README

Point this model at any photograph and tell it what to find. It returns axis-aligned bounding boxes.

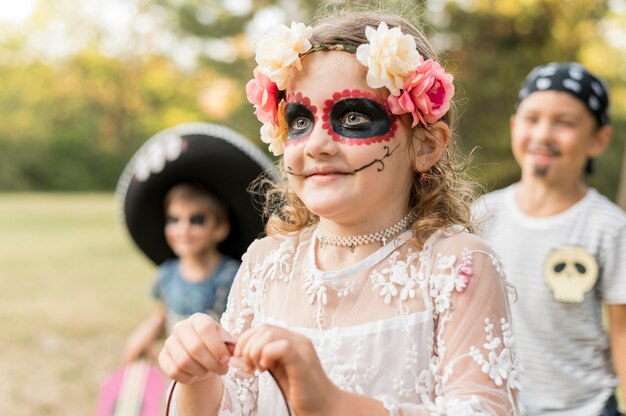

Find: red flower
[387,59,454,128]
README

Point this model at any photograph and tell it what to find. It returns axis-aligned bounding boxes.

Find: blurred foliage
[0,0,624,201]
[440,0,626,198]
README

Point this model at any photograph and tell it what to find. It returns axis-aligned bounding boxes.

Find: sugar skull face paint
[287,143,399,177]
[284,89,397,146]
[285,92,318,144]
[282,52,414,221]
[323,90,397,144]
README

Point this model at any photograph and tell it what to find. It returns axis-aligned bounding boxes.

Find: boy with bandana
[474,62,626,415]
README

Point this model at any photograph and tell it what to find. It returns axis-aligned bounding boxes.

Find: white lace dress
[171,226,520,415]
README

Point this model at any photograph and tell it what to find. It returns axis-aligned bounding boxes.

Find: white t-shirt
[473,184,626,416]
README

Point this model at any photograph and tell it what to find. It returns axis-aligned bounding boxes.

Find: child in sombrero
[123,183,241,362]
[117,123,274,363]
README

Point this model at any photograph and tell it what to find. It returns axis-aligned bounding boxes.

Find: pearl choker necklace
[316,211,418,252]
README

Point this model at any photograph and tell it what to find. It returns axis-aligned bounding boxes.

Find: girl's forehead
[288,51,386,100]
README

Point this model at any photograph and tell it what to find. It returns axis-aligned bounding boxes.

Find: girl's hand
[158,313,234,385]
[234,324,341,415]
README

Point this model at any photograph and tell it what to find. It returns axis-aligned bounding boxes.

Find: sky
[0,0,284,69]
[1,0,624,67]
[0,1,36,23]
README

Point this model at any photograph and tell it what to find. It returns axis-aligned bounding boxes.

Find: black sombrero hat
[116,122,277,265]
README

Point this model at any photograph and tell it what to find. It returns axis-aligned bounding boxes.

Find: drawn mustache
[286,144,399,177]
[528,142,561,157]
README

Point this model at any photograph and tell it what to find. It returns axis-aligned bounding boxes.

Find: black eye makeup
[165,214,207,226]
[328,98,392,139]
[189,214,206,226]
[285,102,315,140]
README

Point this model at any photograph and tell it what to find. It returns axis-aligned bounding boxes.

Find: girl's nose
[303,123,338,158]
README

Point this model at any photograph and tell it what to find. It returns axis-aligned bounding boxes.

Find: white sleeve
[601,221,626,304]
[378,238,520,415]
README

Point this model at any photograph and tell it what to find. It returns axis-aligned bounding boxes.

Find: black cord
[164,343,292,416]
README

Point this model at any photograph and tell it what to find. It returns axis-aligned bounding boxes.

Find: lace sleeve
[166,248,261,416]
[217,248,261,416]
[379,234,520,415]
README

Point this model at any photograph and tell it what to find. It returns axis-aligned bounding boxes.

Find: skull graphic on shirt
[544,246,599,303]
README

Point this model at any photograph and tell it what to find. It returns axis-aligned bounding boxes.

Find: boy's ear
[509,114,516,131]
[588,125,612,157]
[412,121,451,172]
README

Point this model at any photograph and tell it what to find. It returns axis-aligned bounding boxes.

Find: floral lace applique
[303,267,357,328]
[232,373,259,416]
[392,340,426,398]
[303,268,328,306]
[230,241,296,334]
[432,395,490,416]
[469,318,521,390]
[369,249,423,304]
[430,250,476,314]
[323,337,376,395]
[255,239,294,283]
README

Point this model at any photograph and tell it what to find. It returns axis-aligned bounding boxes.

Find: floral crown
[246,21,455,156]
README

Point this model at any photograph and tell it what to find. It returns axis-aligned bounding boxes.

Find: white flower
[303,275,328,306]
[255,22,313,89]
[260,122,286,156]
[390,263,417,300]
[431,272,454,313]
[356,22,421,95]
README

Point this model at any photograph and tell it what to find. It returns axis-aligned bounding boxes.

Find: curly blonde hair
[253,5,478,250]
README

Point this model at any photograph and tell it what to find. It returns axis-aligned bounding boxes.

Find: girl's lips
[305,165,352,177]
[306,171,349,184]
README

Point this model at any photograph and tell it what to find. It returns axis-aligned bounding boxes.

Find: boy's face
[282,51,415,223]
[511,90,608,184]
[164,198,227,260]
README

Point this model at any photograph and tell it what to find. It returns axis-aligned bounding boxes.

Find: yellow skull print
[543,246,599,303]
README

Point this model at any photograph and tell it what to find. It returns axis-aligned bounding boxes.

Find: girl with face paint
[159,7,520,416]
[474,64,626,416]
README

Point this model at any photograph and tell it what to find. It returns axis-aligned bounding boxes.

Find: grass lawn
[0,193,155,415]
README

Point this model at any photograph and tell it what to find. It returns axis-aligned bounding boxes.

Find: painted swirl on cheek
[352,144,400,173]
[322,90,397,145]
[286,143,399,176]
[285,92,317,146]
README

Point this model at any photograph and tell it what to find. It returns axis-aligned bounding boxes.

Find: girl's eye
[342,112,369,126]
[285,102,315,140]
[165,216,178,225]
[291,117,311,131]
[288,117,313,140]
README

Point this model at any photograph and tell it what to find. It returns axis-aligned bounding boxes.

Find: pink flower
[460,266,474,277]
[246,67,279,124]
[387,59,454,128]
